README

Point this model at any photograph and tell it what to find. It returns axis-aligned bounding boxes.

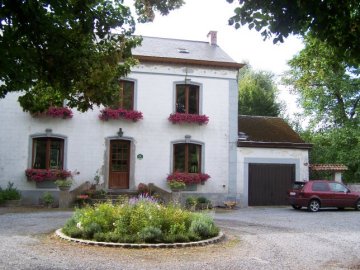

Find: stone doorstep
[55,229,225,248]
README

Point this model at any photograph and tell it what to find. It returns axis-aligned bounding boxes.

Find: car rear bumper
[288,197,308,207]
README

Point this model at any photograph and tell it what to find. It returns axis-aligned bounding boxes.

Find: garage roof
[238,115,312,149]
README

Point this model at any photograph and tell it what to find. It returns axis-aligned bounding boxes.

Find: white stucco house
[0,32,311,207]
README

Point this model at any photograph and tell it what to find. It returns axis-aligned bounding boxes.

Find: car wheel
[292,205,302,210]
[308,199,320,212]
[356,200,360,211]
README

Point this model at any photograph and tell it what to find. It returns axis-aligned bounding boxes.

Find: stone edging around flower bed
[55,229,225,248]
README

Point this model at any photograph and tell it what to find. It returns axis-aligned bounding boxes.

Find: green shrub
[0,192,5,205]
[83,222,102,239]
[61,196,219,244]
[138,226,163,243]
[196,196,210,204]
[185,196,197,209]
[93,232,107,242]
[189,214,219,238]
[62,226,83,238]
[1,182,21,200]
[42,192,54,207]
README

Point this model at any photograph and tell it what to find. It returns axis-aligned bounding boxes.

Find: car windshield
[292,182,305,190]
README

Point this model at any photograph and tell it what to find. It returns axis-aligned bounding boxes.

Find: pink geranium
[168,113,209,125]
[25,169,72,182]
[46,106,73,119]
[166,172,210,185]
[99,108,143,122]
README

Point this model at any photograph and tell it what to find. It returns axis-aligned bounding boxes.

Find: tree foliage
[285,35,360,129]
[238,65,281,117]
[0,0,183,113]
[285,35,360,182]
[227,0,360,64]
[301,128,360,183]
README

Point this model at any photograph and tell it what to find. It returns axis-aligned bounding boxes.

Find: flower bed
[25,169,72,182]
[99,108,143,122]
[168,113,209,125]
[167,172,210,185]
[61,195,219,244]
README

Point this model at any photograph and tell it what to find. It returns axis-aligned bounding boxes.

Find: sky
[131,0,305,117]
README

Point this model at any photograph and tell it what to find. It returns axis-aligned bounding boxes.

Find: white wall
[0,63,238,201]
[237,147,310,207]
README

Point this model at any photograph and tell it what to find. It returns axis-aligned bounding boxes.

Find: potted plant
[185,196,197,211]
[167,180,186,192]
[41,192,55,208]
[54,179,73,191]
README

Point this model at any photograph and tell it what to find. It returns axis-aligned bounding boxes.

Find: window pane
[188,144,201,173]
[176,85,186,113]
[174,144,186,172]
[312,182,330,191]
[188,85,199,114]
[33,139,47,169]
[117,80,134,110]
[32,138,64,170]
[111,141,129,172]
[329,183,348,192]
[49,140,63,169]
[122,81,134,110]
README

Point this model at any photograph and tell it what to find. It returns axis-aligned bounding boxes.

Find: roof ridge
[138,35,214,46]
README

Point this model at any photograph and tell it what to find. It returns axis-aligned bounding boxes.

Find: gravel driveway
[0,207,359,270]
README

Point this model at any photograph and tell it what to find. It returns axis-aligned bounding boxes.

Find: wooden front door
[109,140,130,189]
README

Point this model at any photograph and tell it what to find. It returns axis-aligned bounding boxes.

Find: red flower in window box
[25,169,72,182]
[46,107,73,119]
[168,113,209,125]
[99,108,143,122]
[166,172,210,185]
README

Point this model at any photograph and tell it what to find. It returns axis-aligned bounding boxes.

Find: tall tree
[238,65,281,116]
[0,0,184,113]
[227,0,360,65]
[285,35,360,129]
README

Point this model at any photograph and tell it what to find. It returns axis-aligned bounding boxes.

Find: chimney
[207,31,217,46]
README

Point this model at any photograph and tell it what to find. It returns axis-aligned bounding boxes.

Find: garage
[237,115,313,207]
[248,163,295,206]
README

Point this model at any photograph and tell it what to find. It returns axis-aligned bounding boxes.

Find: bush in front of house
[0,182,21,202]
[61,195,219,244]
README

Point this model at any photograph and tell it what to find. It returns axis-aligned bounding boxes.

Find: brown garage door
[249,163,295,206]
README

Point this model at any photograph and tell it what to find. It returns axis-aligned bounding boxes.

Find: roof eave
[133,55,245,69]
[237,141,313,150]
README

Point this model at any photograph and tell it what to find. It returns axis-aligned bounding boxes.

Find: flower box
[168,113,209,125]
[25,169,72,182]
[46,106,73,119]
[166,172,210,185]
[99,108,143,122]
[32,107,73,119]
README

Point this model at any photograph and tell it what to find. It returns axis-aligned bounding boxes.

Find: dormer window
[176,84,199,114]
[178,48,189,54]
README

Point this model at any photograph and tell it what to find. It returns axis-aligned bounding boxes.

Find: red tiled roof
[310,164,348,171]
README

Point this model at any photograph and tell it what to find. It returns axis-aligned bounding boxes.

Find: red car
[288,180,360,212]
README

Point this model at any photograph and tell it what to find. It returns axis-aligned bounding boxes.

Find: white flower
[76,222,82,229]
